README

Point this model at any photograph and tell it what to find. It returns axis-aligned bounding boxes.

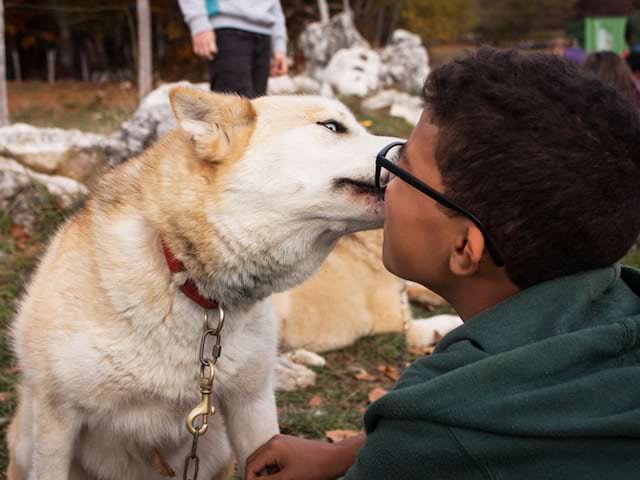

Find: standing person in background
[584,51,640,110]
[178,0,288,98]
[626,0,640,54]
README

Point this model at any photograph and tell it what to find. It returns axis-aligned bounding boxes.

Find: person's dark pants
[209,28,272,99]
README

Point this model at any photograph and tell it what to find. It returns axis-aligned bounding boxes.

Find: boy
[246,48,640,479]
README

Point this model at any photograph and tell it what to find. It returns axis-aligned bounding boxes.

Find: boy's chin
[381,242,403,278]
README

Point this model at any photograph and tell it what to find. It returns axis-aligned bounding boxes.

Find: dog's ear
[169,87,257,162]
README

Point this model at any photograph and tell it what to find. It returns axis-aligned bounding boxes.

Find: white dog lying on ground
[8,88,396,479]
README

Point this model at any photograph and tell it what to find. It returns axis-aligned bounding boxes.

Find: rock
[390,100,422,126]
[319,81,335,98]
[274,355,317,391]
[113,81,208,159]
[323,47,381,97]
[292,75,323,94]
[283,349,327,368]
[379,29,430,93]
[267,75,297,95]
[274,230,410,353]
[267,75,323,95]
[406,281,447,307]
[407,315,463,349]
[299,13,369,77]
[0,123,125,186]
[361,89,399,111]
[362,89,423,126]
[0,157,87,233]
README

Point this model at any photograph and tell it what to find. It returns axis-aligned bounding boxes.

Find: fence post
[0,0,9,126]
[137,0,152,99]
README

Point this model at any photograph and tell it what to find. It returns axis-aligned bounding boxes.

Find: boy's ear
[450,225,485,277]
[169,87,257,162]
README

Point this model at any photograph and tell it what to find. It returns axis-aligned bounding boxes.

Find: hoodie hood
[366,264,640,439]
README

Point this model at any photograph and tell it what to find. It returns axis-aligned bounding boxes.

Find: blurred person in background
[550,38,587,66]
[178,0,289,98]
[564,38,588,65]
[626,0,640,54]
[626,52,640,82]
[584,51,640,109]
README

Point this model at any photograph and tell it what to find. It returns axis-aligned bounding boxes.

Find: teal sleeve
[344,419,490,480]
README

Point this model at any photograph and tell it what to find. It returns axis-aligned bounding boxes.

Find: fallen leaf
[368,387,388,403]
[0,392,13,402]
[3,365,20,375]
[355,370,377,382]
[308,395,323,407]
[325,429,361,443]
[409,345,436,356]
[376,364,400,382]
[10,224,31,250]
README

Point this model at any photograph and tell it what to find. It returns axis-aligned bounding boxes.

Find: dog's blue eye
[318,120,347,134]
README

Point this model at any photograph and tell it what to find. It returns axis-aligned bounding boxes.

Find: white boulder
[0,123,125,185]
[379,29,430,93]
[323,47,381,97]
[0,157,87,233]
[114,81,208,158]
[299,13,369,76]
[267,75,323,95]
[362,89,423,125]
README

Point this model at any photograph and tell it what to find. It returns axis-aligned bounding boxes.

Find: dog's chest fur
[69,298,277,440]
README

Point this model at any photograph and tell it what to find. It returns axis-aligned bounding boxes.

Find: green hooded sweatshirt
[345,264,640,479]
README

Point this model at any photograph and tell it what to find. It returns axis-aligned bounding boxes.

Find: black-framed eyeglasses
[376,141,505,267]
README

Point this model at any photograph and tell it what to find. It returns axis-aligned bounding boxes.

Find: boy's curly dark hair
[422,48,640,288]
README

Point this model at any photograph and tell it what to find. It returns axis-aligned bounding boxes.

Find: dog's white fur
[8,89,396,479]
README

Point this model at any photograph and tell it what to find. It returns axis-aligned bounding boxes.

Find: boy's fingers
[246,446,282,479]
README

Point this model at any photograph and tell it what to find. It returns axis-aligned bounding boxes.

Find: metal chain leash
[183,304,225,480]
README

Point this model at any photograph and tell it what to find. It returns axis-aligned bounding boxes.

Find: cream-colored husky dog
[7,87,395,479]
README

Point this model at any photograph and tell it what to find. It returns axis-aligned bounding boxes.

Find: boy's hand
[271,53,289,77]
[246,433,365,480]
[192,30,218,60]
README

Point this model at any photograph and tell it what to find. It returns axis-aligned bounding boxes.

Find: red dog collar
[161,239,219,309]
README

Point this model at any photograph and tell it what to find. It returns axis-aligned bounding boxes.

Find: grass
[7,81,138,134]
[277,332,418,439]
[340,95,415,139]
[0,185,85,473]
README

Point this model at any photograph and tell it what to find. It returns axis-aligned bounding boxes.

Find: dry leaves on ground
[354,369,378,382]
[10,224,32,250]
[308,395,324,407]
[325,429,361,443]
[368,387,388,403]
[377,364,400,382]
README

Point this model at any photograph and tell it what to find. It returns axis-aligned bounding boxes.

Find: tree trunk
[137,0,152,99]
[0,0,8,126]
[318,0,330,23]
[55,9,74,78]
[386,1,401,45]
[12,51,21,82]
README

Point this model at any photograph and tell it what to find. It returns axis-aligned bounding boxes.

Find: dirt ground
[7,81,139,134]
